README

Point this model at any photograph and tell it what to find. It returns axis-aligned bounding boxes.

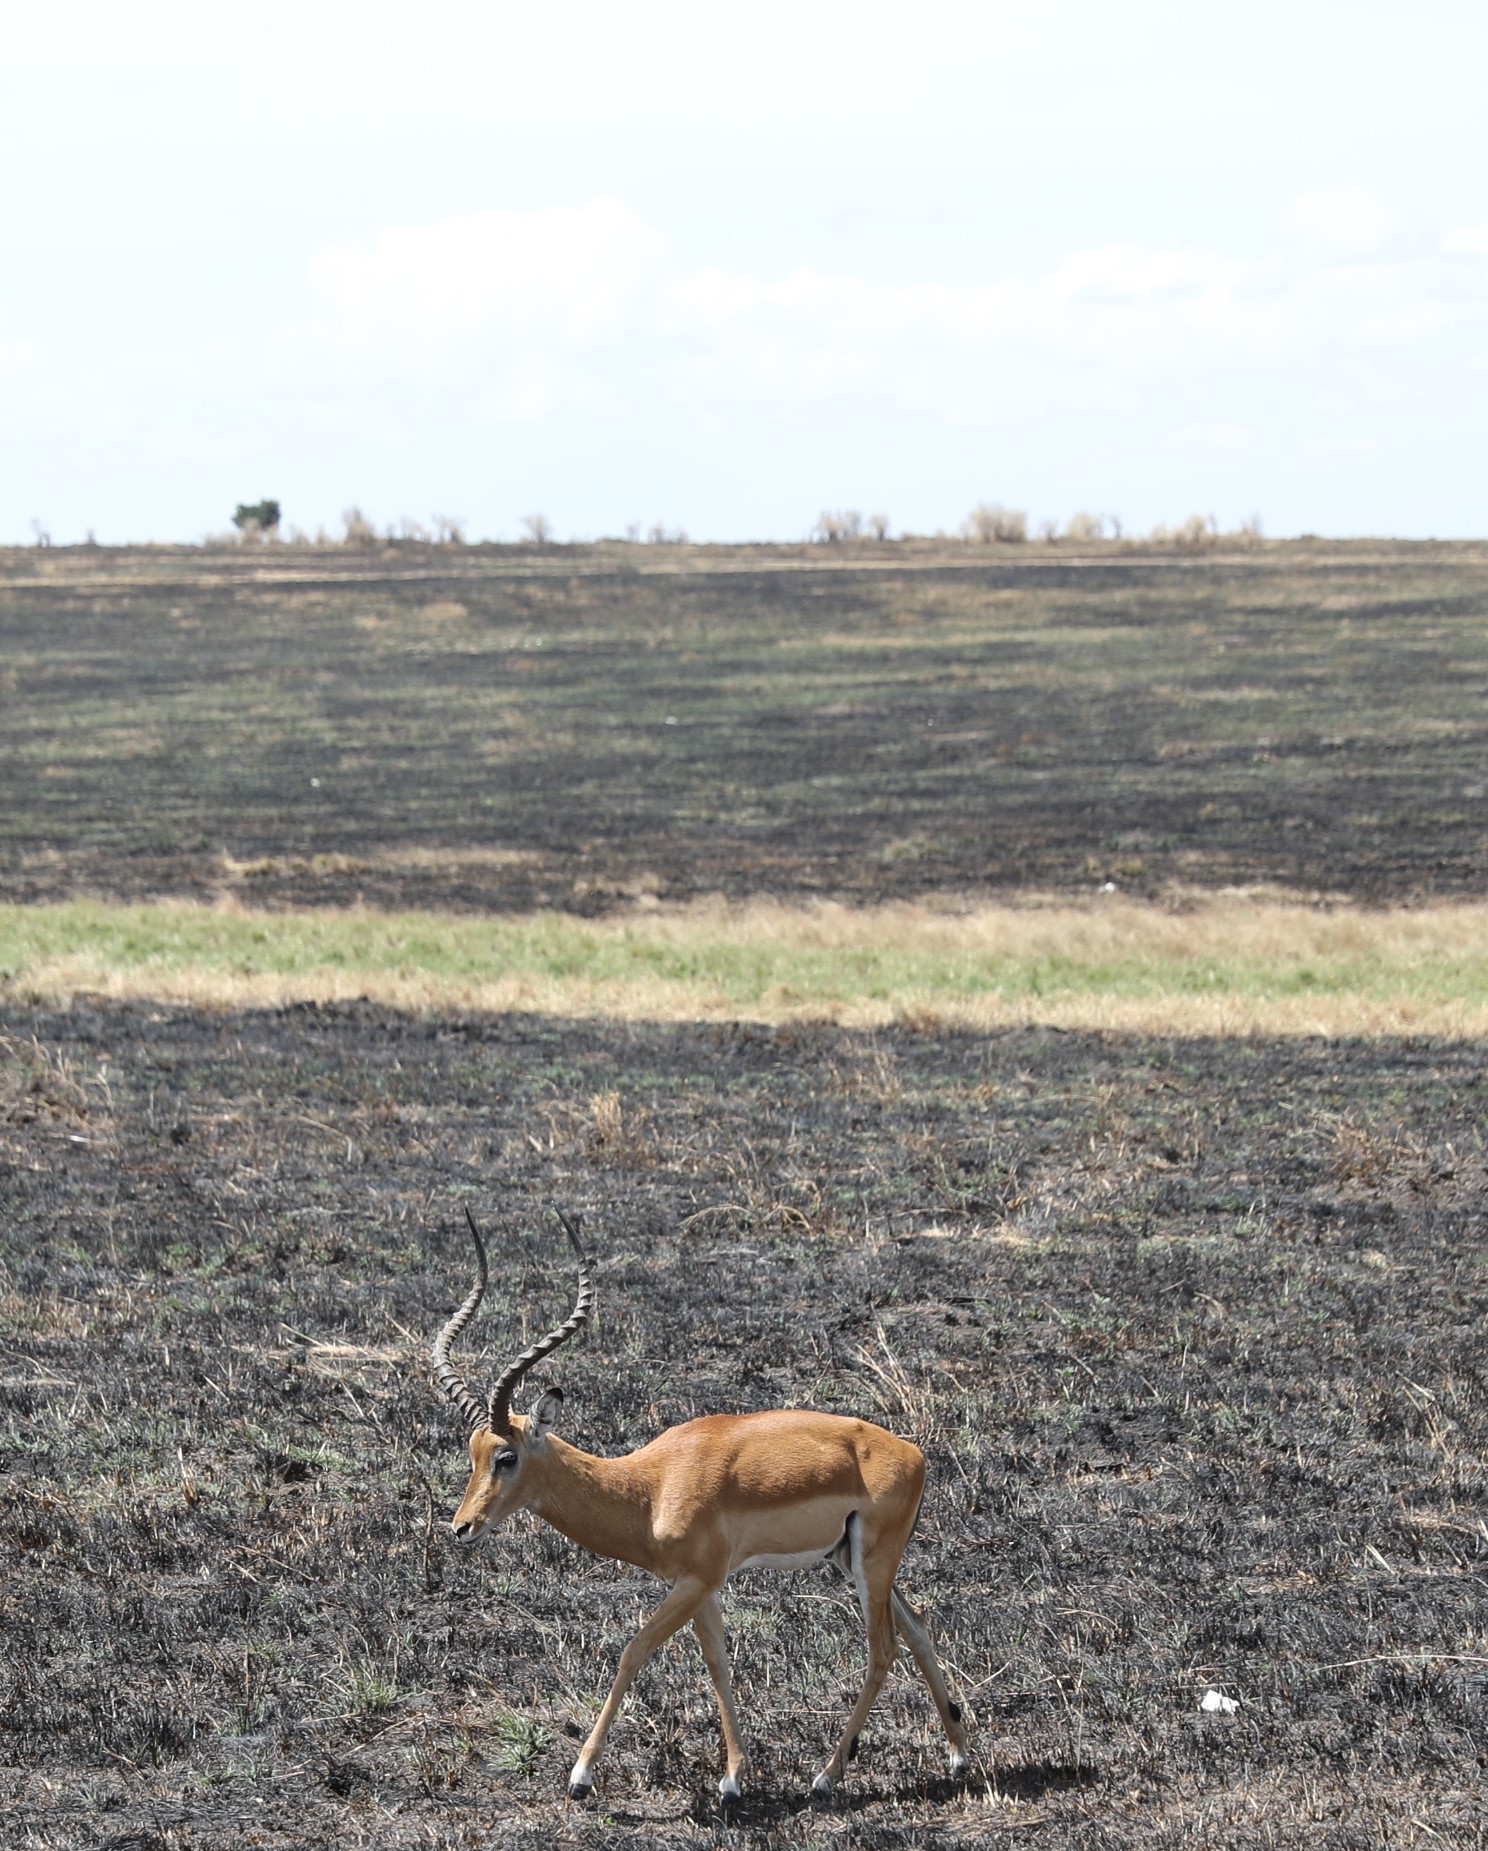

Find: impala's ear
[527,1386,564,1441]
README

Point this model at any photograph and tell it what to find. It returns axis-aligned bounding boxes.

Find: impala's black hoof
[568,1777,593,1801]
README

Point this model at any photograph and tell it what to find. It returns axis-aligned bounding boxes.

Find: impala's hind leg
[891,1587,969,1773]
[813,1514,899,1796]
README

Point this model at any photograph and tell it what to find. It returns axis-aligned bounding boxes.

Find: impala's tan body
[433,1211,968,1803]
[456,1409,926,1581]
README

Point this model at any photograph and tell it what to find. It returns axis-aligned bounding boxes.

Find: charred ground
[3,538,1488,911]
[3,539,1488,1848]
[2,1004,1486,1848]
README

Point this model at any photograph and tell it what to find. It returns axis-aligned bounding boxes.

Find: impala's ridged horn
[430,1206,493,1434]
[488,1207,593,1437]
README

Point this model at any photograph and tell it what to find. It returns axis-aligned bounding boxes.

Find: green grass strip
[4,897,1488,1033]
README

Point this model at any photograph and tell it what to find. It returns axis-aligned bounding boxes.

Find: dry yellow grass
[6,892,1488,1035]
[217,846,539,881]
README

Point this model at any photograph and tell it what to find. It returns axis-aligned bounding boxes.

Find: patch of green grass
[487,1706,553,1776]
[6,895,1488,1033]
[340,1652,405,1715]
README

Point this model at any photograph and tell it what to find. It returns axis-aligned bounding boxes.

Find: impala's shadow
[980,1759,1100,1801]
[676,1759,1098,1828]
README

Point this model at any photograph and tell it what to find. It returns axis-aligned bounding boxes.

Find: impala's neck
[527,1437,659,1574]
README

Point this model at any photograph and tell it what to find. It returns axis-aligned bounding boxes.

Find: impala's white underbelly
[730,1547,834,1575]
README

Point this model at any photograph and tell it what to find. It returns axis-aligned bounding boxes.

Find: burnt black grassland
[3,538,1488,910]
[2,541,1487,1848]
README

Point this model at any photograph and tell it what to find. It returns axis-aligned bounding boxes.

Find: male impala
[430,1206,969,1803]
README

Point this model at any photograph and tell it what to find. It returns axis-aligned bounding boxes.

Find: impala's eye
[492,1449,518,1474]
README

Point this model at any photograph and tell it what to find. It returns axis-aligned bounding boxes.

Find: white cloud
[0,322,42,382]
[1161,423,1264,451]
[1283,186,1397,258]
[312,199,669,347]
[1045,246,1249,304]
[1442,223,1488,256]
[293,199,1481,452]
[1299,435,1380,459]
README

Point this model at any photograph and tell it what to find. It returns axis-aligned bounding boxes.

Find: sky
[3,0,1486,545]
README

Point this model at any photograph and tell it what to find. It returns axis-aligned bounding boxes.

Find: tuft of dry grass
[0,1032,108,1127]
[218,845,540,883]
[1327,1115,1418,1189]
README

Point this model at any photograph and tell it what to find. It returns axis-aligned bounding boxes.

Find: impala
[430,1205,969,1803]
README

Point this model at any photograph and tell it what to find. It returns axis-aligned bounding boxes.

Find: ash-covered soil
[2,1004,1486,1848]
[4,540,1488,912]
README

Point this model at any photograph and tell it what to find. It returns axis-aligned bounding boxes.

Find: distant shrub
[521,514,554,544]
[1130,514,1264,553]
[341,506,378,548]
[232,499,281,536]
[647,522,687,544]
[814,510,863,543]
[867,513,891,541]
[1064,511,1104,543]
[1149,514,1218,552]
[432,514,466,545]
[963,503,1027,544]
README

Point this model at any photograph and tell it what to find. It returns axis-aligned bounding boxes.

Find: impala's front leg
[568,1576,715,1799]
[693,1594,747,1801]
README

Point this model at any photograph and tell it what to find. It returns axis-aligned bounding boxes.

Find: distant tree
[232,499,281,534]
[522,513,555,544]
